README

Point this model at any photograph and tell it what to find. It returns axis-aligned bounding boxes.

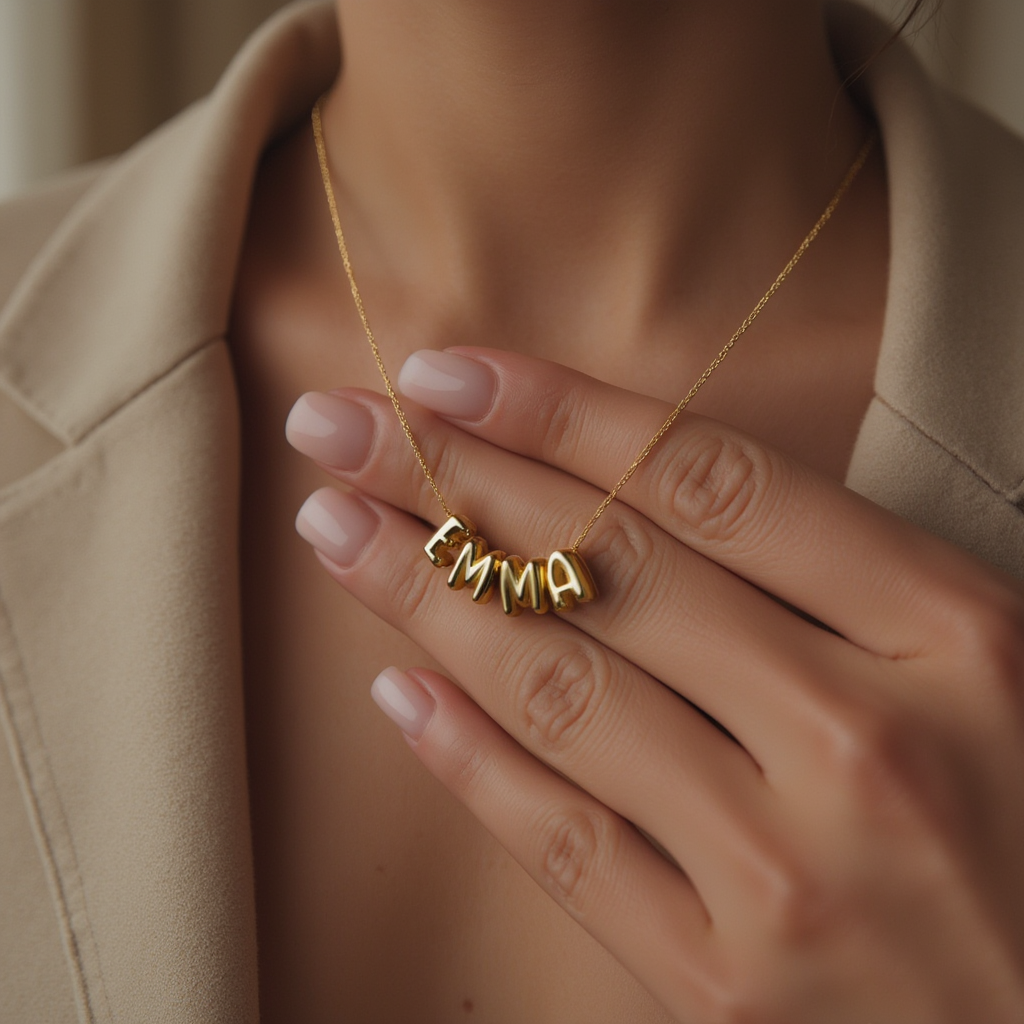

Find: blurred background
[0,0,1022,202]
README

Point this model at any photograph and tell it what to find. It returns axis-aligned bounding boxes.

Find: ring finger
[287,387,866,779]
[296,483,776,919]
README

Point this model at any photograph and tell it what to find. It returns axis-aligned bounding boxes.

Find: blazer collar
[0,0,338,447]
[832,2,1024,499]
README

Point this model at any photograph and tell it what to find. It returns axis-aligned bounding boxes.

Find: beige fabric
[857,0,1024,139]
[833,3,1024,566]
[0,2,1021,1020]
[0,4,338,1021]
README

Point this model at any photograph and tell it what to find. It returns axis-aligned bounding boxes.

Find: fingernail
[295,487,380,566]
[371,666,435,739]
[286,392,375,469]
[397,350,495,420]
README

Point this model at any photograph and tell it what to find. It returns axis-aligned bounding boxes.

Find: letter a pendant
[424,514,597,617]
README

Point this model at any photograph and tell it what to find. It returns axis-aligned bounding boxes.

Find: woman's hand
[286,347,1024,1023]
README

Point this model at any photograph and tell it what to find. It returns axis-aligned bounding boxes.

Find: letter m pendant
[447,537,503,603]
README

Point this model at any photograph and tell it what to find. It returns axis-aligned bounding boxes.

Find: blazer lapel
[0,3,338,1020]
[0,344,255,1022]
[834,2,1024,577]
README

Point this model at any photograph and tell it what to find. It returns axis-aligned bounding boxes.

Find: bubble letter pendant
[546,550,597,611]
[447,536,504,604]
[424,514,597,616]
[424,515,476,567]
[499,556,550,617]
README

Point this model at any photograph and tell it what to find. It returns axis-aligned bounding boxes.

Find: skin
[296,353,1024,1022]
[226,0,1024,1020]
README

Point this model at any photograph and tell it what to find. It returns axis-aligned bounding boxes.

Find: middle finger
[297,480,773,918]
[287,388,863,779]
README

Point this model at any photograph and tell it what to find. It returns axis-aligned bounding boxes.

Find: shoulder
[0,163,107,312]
[829,2,1024,575]
[0,1,340,495]
[865,30,1024,500]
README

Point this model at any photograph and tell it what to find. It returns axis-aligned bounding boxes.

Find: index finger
[397,347,1006,657]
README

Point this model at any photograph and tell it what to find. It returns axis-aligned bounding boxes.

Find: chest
[229,130,882,1009]
[236,337,678,1022]
[232,306,880,1023]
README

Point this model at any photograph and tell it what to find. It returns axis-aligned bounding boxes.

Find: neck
[320,0,874,351]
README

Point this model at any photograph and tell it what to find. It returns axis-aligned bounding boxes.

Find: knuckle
[730,821,830,949]
[707,997,763,1024]
[699,975,771,1024]
[659,428,772,543]
[943,589,1024,708]
[437,730,493,799]
[701,952,806,1024]
[420,432,461,508]
[811,697,973,862]
[535,380,587,466]
[698,944,799,1024]
[814,699,924,810]
[753,857,829,948]
[582,509,659,620]
[393,561,437,622]
[516,640,611,753]
[534,806,610,912]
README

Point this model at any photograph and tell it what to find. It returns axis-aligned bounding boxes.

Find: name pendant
[424,515,597,617]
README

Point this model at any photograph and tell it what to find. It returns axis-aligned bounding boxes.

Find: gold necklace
[312,99,875,617]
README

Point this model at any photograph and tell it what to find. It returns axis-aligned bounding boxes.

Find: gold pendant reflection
[424,515,597,616]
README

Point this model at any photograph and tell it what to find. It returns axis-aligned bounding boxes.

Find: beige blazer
[1,2,1022,1020]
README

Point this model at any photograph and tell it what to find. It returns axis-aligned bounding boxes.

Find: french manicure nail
[295,487,380,566]
[285,392,375,469]
[397,349,495,420]
[371,666,436,739]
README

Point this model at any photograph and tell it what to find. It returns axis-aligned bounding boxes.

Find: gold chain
[312,101,455,520]
[312,98,874,557]
[570,134,875,551]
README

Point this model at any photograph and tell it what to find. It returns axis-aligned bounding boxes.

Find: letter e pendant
[424,515,476,567]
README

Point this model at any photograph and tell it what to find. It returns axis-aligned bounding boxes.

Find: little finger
[372,664,725,1024]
